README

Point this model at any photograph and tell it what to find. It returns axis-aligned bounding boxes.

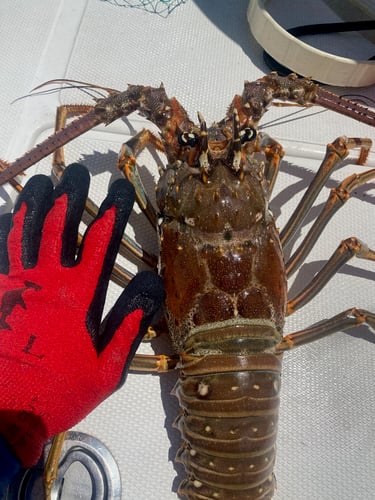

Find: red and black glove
[0,163,163,468]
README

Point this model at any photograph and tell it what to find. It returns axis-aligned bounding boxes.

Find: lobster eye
[178,132,199,147]
[239,127,257,144]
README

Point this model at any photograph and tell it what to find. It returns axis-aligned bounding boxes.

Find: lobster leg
[258,132,285,196]
[43,431,67,500]
[52,104,94,177]
[286,168,375,277]
[280,137,372,248]
[286,238,375,315]
[117,129,165,228]
[129,353,179,372]
[276,308,375,352]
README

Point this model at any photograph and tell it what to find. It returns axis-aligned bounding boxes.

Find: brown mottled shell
[156,160,287,353]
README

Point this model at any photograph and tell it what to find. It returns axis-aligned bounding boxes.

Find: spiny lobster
[1,72,375,499]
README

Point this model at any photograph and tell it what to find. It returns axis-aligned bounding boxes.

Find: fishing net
[100,0,187,17]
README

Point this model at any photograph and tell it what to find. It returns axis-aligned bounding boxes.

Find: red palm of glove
[0,164,163,467]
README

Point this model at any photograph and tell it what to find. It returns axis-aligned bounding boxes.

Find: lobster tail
[174,353,282,499]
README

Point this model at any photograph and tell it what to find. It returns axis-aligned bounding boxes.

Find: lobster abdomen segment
[174,353,281,499]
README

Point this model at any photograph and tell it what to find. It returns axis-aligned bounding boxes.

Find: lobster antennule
[30,78,120,94]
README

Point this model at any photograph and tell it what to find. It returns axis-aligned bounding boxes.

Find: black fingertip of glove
[84,177,135,266]
[53,164,90,266]
[85,178,136,336]
[96,177,135,269]
[98,271,165,383]
[13,175,54,269]
[0,213,12,274]
[97,178,136,223]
